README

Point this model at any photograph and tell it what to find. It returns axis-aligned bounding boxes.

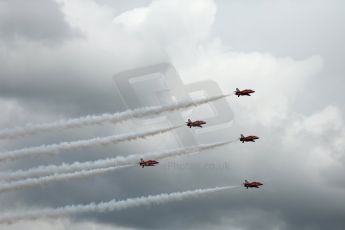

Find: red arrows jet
[186,119,206,128]
[139,158,159,168]
[235,88,255,97]
[243,180,263,189]
[240,134,259,143]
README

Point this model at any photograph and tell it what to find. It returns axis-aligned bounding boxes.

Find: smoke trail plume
[0,125,181,163]
[0,165,133,194]
[0,140,236,181]
[0,185,239,224]
[0,94,229,139]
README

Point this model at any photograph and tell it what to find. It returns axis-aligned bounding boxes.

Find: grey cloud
[0,0,79,44]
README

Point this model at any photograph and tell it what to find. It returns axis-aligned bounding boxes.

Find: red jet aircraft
[139,158,159,168]
[240,134,259,143]
[186,119,206,128]
[235,88,255,97]
[243,180,263,189]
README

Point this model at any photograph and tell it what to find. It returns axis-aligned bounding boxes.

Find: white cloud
[111,0,324,127]
[287,105,343,137]
[113,8,149,30]
[113,0,216,59]
[113,0,216,41]
[283,105,345,181]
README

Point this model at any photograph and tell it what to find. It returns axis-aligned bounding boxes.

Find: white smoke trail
[0,125,181,163]
[0,94,230,139]
[0,140,236,181]
[0,165,133,194]
[0,185,239,224]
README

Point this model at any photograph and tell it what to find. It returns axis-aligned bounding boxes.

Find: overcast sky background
[0,0,345,229]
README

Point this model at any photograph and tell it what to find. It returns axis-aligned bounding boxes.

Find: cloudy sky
[0,0,345,229]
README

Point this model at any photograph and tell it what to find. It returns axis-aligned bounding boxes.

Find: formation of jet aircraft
[138,88,263,189]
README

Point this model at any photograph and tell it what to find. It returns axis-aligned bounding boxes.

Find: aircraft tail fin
[236,88,240,92]
[245,180,249,183]
[188,119,192,123]
[241,134,244,138]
